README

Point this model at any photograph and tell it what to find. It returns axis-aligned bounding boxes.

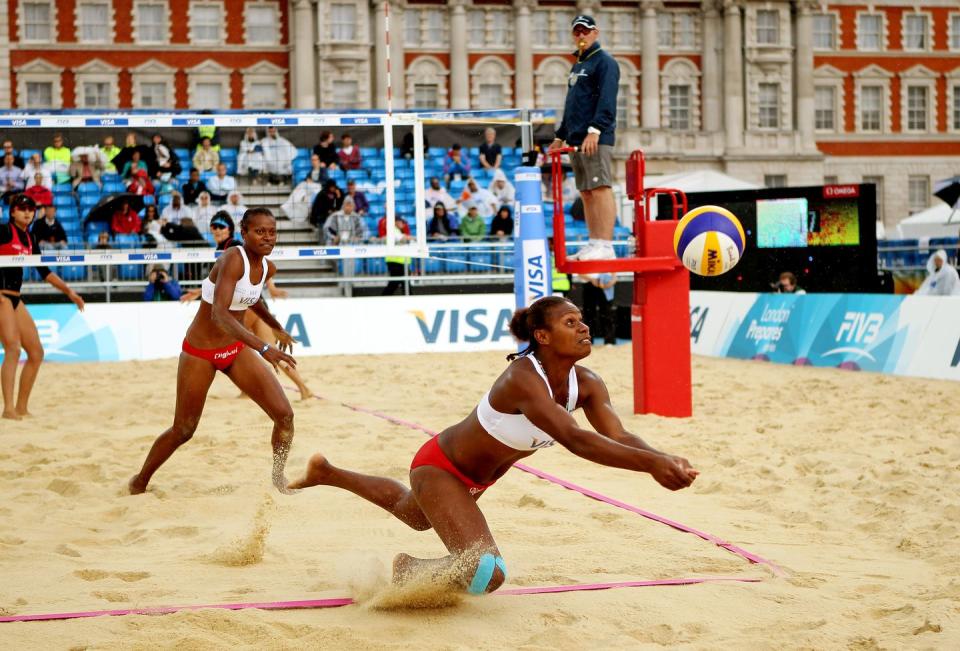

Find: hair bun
[509,307,531,342]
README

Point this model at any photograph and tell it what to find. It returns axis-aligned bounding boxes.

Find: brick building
[2,0,959,230]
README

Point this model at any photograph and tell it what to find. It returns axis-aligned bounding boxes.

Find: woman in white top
[289,296,698,595]
[237,128,265,184]
[193,191,217,231]
[223,190,247,220]
[129,207,299,496]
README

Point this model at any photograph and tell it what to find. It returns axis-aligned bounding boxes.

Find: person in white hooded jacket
[916,249,960,296]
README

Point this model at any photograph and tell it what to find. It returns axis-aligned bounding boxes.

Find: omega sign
[823,185,859,199]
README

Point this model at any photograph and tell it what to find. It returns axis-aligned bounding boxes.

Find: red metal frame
[548,148,692,417]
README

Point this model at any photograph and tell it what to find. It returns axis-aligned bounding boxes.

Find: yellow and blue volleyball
[673,205,746,277]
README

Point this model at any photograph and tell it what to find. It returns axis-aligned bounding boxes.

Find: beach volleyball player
[290,296,698,594]
[129,208,299,495]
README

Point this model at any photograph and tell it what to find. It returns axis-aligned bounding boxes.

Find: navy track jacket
[555,42,620,147]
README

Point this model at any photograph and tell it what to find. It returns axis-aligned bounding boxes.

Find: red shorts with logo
[182,339,244,372]
[410,436,494,495]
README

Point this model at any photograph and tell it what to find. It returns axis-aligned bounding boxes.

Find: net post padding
[549,148,692,418]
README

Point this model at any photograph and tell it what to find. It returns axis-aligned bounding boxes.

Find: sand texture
[0,349,958,649]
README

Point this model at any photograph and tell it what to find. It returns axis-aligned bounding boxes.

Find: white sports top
[201,246,267,311]
[476,355,579,451]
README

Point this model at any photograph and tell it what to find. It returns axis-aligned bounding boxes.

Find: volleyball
[673,205,746,277]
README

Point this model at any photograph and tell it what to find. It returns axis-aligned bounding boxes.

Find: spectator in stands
[43,133,71,185]
[377,213,412,239]
[127,169,155,197]
[161,192,192,224]
[378,214,413,296]
[181,168,208,206]
[2,140,24,168]
[0,154,24,195]
[459,177,498,219]
[111,200,142,235]
[323,196,365,245]
[192,117,220,151]
[223,190,248,220]
[206,163,236,205]
[237,128,265,185]
[94,230,112,250]
[775,271,806,295]
[261,126,297,184]
[306,154,327,184]
[577,273,617,346]
[489,205,514,238]
[916,250,960,296]
[143,265,182,301]
[69,151,103,189]
[161,216,205,245]
[140,204,166,247]
[489,169,515,206]
[21,154,52,189]
[345,180,369,216]
[400,131,429,160]
[282,177,323,223]
[99,135,121,174]
[478,127,502,170]
[208,211,237,249]
[193,191,217,229]
[24,173,53,208]
[31,204,68,251]
[337,133,362,170]
[155,172,177,200]
[443,144,470,183]
[458,205,486,242]
[312,130,339,170]
[309,179,343,227]
[425,177,456,210]
[152,134,180,180]
[192,137,219,173]
[121,150,148,180]
[428,202,457,240]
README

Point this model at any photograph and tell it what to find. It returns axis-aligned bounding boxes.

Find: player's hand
[270,286,289,299]
[669,455,699,481]
[273,329,296,353]
[548,138,564,152]
[68,290,85,312]
[262,346,297,372]
[650,454,697,491]
[582,133,599,156]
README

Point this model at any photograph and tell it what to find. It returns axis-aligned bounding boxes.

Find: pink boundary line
[0,577,760,623]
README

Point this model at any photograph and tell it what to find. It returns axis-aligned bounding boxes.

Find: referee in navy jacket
[550,14,620,262]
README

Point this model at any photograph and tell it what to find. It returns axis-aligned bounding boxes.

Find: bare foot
[297,385,312,401]
[14,409,32,418]
[128,474,147,495]
[2,410,22,421]
[287,453,334,490]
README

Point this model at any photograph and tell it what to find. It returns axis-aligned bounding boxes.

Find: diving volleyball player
[1,194,85,420]
[290,296,698,594]
[129,208,299,495]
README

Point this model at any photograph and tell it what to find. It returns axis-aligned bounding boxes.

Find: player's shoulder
[573,363,605,394]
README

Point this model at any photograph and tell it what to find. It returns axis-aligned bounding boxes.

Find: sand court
[1,348,958,649]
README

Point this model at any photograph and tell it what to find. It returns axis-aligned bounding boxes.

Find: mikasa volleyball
[673,205,746,277]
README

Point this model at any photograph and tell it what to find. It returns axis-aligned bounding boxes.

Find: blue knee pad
[467,553,507,595]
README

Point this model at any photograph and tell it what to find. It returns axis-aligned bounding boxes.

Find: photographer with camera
[774,271,806,295]
[143,265,182,301]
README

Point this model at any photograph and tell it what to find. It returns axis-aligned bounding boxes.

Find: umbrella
[111,144,157,179]
[934,176,960,224]
[85,193,145,224]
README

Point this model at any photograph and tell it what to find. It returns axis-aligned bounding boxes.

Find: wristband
[587,126,601,135]
[257,343,269,356]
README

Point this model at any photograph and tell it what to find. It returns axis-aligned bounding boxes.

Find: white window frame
[950,13,960,51]
[330,3,357,41]
[615,58,639,129]
[899,65,937,135]
[471,57,513,110]
[412,83,439,109]
[131,60,176,109]
[948,68,960,133]
[531,9,575,50]
[187,59,230,109]
[854,65,893,134]
[242,61,286,109]
[75,1,113,44]
[535,57,573,121]
[73,59,119,109]
[657,11,699,51]
[814,86,837,132]
[245,2,279,45]
[133,2,168,44]
[814,65,845,134]
[856,12,885,52]
[418,7,448,48]
[755,9,780,46]
[597,9,640,50]
[189,1,225,45]
[19,1,56,43]
[907,176,929,215]
[901,12,930,53]
[812,13,838,51]
[16,59,62,109]
[660,57,701,131]
[406,56,449,109]
[757,83,781,129]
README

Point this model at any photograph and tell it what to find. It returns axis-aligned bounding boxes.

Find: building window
[246,4,277,44]
[668,85,690,130]
[951,15,960,50]
[490,10,510,44]
[813,14,835,50]
[954,85,960,130]
[756,10,779,45]
[191,3,222,43]
[332,80,358,109]
[824,175,839,185]
[862,175,883,221]
[657,13,698,50]
[193,82,223,109]
[905,86,928,131]
[860,86,882,131]
[25,81,53,107]
[82,81,111,108]
[23,2,53,41]
[657,14,672,48]
[903,14,927,51]
[532,11,548,44]
[477,83,504,110]
[598,10,639,49]
[413,84,438,109]
[139,82,167,108]
[135,3,166,42]
[908,176,929,214]
[406,8,447,47]
[247,82,280,109]
[857,14,883,51]
[468,10,484,46]
[78,3,110,42]
[531,10,573,49]
[764,175,787,188]
[814,86,835,130]
[330,3,356,41]
[758,83,779,128]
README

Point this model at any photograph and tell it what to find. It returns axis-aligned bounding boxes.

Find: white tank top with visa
[201,246,267,311]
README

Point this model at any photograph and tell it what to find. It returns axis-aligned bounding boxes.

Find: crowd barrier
[6,292,959,383]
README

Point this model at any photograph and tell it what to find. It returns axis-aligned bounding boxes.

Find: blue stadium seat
[85,221,110,238]
[77,181,100,196]
[360,147,378,158]
[20,148,40,160]
[60,265,86,281]
[103,181,126,194]
[101,172,120,183]
[219,148,237,161]
[59,206,79,221]
[53,183,73,195]
[346,169,368,181]
[79,196,99,211]
[54,194,76,208]
[143,195,155,206]
[295,147,311,160]
[116,234,141,248]
[118,264,142,280]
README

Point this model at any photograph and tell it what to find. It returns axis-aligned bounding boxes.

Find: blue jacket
[555,42,620,147]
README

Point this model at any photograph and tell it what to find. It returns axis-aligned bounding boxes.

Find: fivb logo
[410,308,513,344]
[822,311,884,362]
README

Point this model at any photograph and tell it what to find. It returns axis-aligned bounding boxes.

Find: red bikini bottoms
[182,339,244,372]
[410,436,494,495]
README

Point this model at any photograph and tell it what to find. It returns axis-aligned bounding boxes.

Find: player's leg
[12,301,44,417]
[0,295,21,419]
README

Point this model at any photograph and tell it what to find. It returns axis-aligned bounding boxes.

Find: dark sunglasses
[210,223,228,230]
[572,26,594,36]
